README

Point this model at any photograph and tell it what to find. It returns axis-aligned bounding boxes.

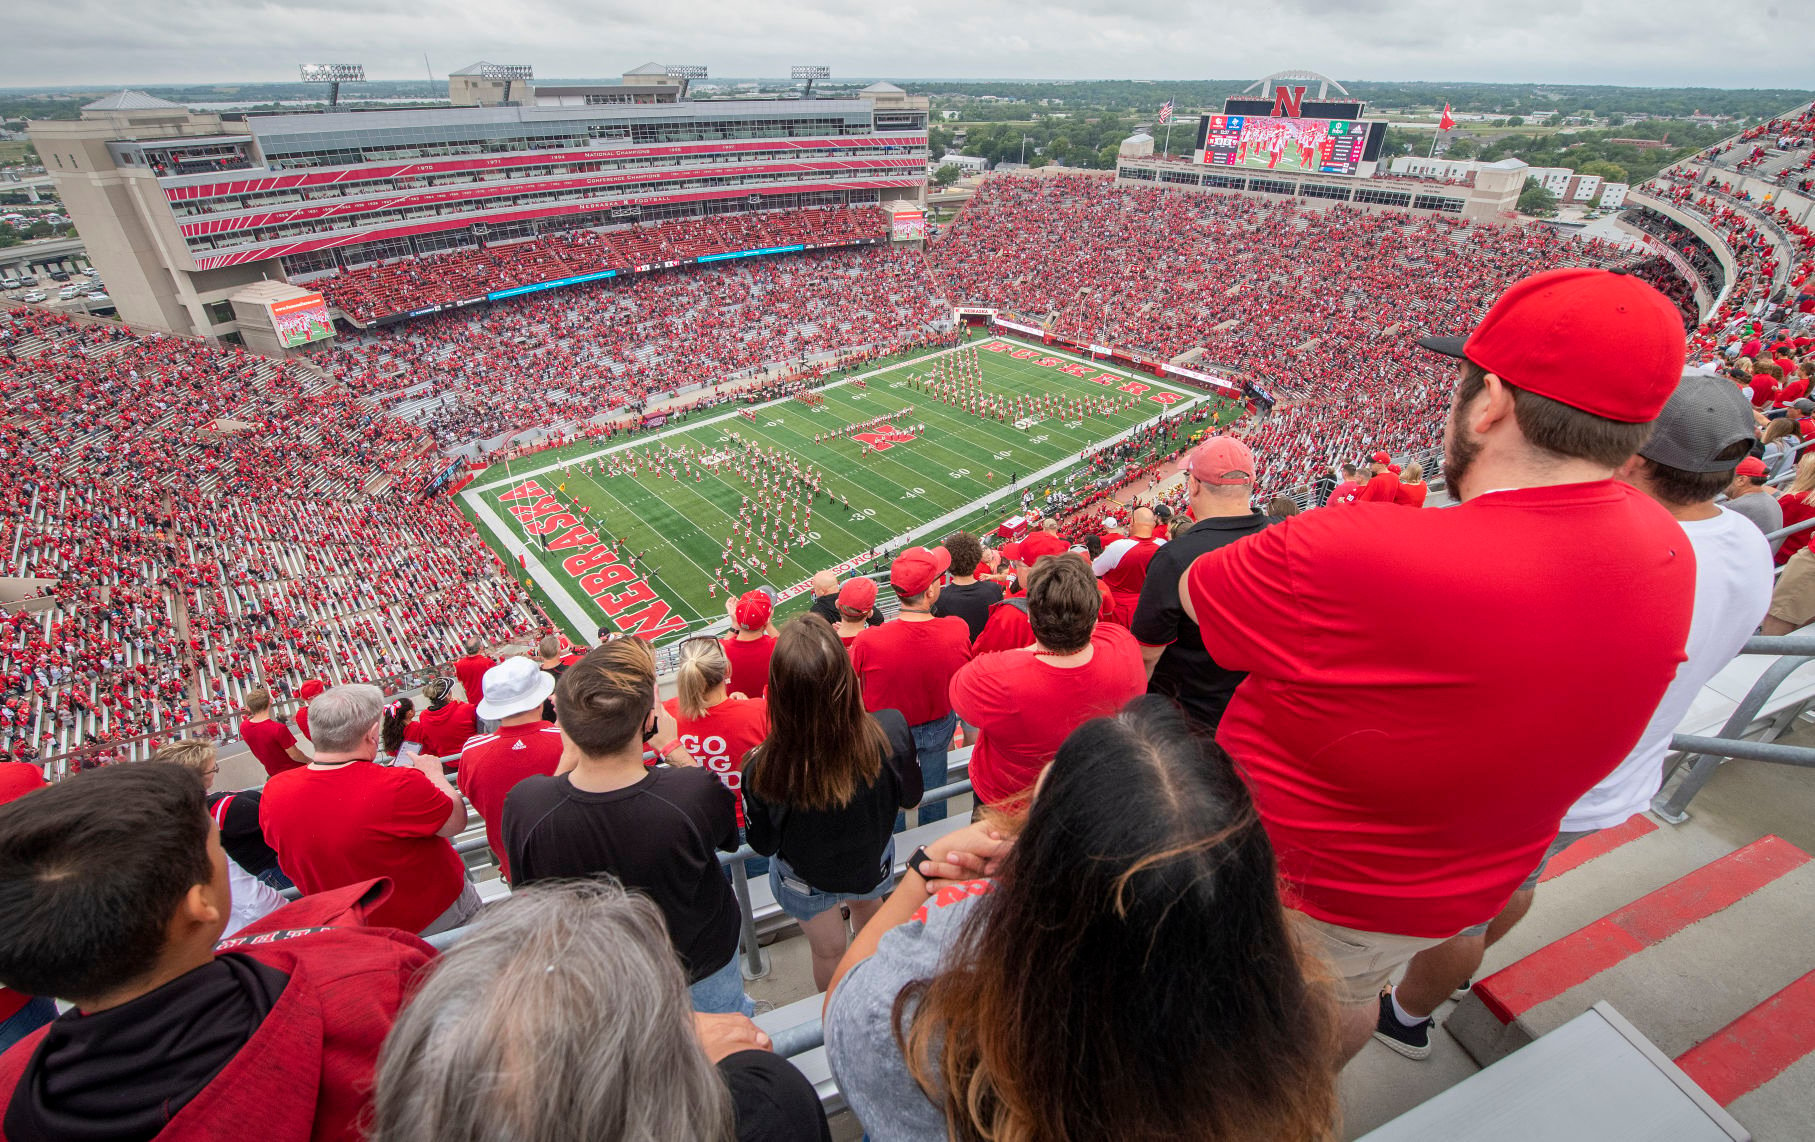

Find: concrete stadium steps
[1446,833,1815,1131]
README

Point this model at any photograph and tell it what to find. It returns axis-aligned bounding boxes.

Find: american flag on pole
[1158,100,1174,125]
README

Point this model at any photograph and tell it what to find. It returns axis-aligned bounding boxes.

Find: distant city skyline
[9,0,1811,90]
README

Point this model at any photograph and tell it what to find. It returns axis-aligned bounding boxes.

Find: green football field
[458,335,1228,644]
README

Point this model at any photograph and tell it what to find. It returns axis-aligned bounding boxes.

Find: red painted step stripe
[1475,836,1810,1025]
[1539,815,1658,884]
[1675,969,1815,1106]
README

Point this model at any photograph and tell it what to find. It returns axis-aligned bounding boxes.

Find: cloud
[7,0,1813,88]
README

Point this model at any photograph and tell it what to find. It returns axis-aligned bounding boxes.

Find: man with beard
[1179,268,1697,1062]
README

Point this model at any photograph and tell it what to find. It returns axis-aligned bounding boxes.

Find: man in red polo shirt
[721,590,778,699]
[453,640,496,707]
[1091,506,1167,626]
[1182,268,1696,1061]
[850,547,974,824]
[458,658,561,881]
[262,684,476,936]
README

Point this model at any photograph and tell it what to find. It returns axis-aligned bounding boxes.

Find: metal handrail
[1653,633,1815,821]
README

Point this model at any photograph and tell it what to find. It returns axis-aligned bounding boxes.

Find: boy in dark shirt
[503,637,750,1015]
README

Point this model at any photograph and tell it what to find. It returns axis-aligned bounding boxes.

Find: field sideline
[459,335,1229,643]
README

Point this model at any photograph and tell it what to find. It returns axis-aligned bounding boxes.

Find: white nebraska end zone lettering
[494,479,689,640]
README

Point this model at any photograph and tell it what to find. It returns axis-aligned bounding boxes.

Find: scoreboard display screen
[1199,115,1369,176]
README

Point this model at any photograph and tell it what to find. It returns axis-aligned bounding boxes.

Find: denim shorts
[769,842,895,922]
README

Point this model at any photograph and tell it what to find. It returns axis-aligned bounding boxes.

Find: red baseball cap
[1006,532,1069,564]
[1418,268,1687,423]
[734,589,773,629]
[1735,456,1769,478]
[837,577,877,611]
[298,679,326,700]
[1371,451,1391,464]
[891,546,952,595]
[1185,436,1255,485]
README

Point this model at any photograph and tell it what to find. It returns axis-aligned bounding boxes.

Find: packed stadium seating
[924,175,1638,494]
[318,242,951,449]
[314,206,892,325]
[0,307,544,766]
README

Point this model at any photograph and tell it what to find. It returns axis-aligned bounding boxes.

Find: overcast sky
[9,0,1812,90]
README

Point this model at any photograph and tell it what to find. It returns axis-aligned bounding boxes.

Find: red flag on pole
[1439,104,1456,131]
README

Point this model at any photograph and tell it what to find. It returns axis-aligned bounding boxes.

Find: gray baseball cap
[1638,375,1757,474]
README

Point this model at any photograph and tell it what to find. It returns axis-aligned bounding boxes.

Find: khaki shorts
[1769,548,1815,628]
[1296,913,1449,1006]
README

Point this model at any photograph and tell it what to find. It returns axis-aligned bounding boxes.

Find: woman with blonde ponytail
[662,637,770,832]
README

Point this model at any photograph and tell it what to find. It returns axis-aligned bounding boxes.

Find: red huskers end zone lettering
[495,480,687,640]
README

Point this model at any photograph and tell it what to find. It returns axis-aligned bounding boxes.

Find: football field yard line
[470,335,1176,493]
[471,343,972,492]
[461,334,1215,639]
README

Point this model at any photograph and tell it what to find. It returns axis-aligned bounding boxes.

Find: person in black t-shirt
[370,880,831,1142]
[807,570,883,629]
[930,531,1004,642]
[502,637,752,1015]
[743,616,923,991]
[1130,437,1275,731]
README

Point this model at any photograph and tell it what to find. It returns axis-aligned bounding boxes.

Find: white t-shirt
[1563,507,1773,831]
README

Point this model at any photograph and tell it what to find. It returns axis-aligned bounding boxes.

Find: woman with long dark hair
[743,615,922,991]
[824,696,1338,1141]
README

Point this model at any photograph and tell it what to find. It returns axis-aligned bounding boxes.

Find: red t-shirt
[1777,490,1815,564]
[415,700,478,758]
[0,761,44,1023]
[240,717,302,779]
[972,599,1034,654]
[454,654,496,704]
[1185,482,1694,937]
[663,695,769,826]
[720,635,776,698]
[1394,482,1428,509]
[457,721,563,880]
[296,705,311,742]
[950,623,1147,807]
[1359,472,1401,502]
[850,618,974,725]
[261,762,465,933]
[1327,480,1363,506]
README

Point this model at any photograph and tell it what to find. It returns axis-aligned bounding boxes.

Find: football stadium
[3,46,1815,1140]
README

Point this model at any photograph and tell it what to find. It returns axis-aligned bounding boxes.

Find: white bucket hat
[475,656,557,721]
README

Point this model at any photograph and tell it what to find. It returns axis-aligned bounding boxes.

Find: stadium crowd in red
[924,175,1635,495]
[0,307,544,767]
[319,242,950,449]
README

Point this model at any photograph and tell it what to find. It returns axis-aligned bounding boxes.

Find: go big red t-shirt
[1185,482,1695,938]
[663,695,769,826]
[260,761,464,934]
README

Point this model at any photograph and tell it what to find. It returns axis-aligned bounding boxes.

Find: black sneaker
[1372,990,1433,1060]
[1451,979,1473,1002]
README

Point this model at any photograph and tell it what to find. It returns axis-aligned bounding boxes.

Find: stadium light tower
[299,63,365,108]
[791,65,831,99]
[479,63,535,105]
[665,64,707,99]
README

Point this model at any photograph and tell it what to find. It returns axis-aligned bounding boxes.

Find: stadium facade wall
[1113,156,1523,223]
[30,87,929,349]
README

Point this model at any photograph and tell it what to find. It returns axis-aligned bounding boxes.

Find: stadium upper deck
[26,74,928,344]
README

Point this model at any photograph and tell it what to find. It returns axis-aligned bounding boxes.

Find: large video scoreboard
[1197,114,1370,176]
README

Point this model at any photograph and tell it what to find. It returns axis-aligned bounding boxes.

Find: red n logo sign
[853,425,917,452]
[1271,85,1308,118]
